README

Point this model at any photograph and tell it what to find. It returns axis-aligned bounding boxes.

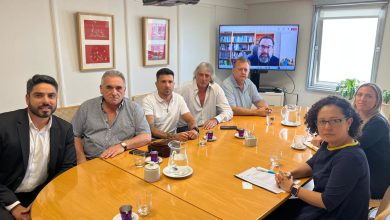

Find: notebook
[235,167,285,194]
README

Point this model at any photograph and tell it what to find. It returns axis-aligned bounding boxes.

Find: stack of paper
[235,167,285,194]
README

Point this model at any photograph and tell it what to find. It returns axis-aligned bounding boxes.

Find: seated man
[178,62,233,129]
[247,36,279,66]
[222,56,271,116]
[0,75,76,220]
[72,70,151,164]
[142,68,199,141]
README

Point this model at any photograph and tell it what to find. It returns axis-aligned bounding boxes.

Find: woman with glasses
[353,83,390,199]
[266,96,369,220]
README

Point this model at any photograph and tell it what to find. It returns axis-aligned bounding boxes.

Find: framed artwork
[142,17,169,66]
[77,12,115,71]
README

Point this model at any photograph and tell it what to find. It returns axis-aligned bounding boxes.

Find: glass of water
[198,129,207,147]
[136,191,152,216]
[270,150,282,169]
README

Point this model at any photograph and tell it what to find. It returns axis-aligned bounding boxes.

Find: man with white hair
[178,62,233,129]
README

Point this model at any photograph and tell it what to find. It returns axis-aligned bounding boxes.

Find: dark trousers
[264,199,307,220]
[0,187,42,220]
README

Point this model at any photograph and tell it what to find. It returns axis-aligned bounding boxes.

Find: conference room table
[31,106,315,219]
[31,158,219,220]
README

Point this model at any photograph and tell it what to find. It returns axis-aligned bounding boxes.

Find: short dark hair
[156,68,174,80]
[26,74,58,95]
[305,95,361,138]
[258,35,274,46]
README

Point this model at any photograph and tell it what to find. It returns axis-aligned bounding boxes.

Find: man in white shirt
[142,68,199,142]
[178,62,233,129]
[0,75,76,220]
[222,56,271,116]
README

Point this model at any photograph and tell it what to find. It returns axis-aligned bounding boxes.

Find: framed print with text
[142,17,169,66]
[77,12,115,71]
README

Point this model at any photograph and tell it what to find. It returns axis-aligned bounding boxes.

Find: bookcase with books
[219,32,256,67]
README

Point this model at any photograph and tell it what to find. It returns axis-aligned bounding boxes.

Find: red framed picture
[77,12,115,71]
[142,17,169,66]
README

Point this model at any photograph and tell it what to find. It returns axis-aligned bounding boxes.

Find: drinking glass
[270,150,282,169]
[293,135,305,148]
[198,130,207,147]
[266,113,275,126]
[136,191,152,216]
[133,151,145,168]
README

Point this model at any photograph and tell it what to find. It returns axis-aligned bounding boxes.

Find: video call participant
[222,57,270,116]
[178,62,233,130]
[0,75,76,220]
[72,70,151,164]
[248,36,279,66]
[142,68,199,142]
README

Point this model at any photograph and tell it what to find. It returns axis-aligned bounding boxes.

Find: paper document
[304,141,319,151]
[235,167,285,194]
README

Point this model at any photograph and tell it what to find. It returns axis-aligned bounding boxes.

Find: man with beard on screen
[248,36,279,66]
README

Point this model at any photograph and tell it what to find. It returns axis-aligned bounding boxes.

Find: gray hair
[193,62,215,84]
[101,70,126,85]
[353,82,383,119]
[233,56,250,68]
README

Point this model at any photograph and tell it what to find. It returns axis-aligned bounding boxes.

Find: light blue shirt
[222,75,263,108]
[72,97,150,159]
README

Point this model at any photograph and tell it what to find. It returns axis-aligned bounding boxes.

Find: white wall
[0,0,57,111]
[0,0,247,112]
[4,0,386,112]
[247,0,390,106]
[178,3,248,85]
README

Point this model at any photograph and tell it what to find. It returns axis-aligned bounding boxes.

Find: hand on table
[256,107,272,117]
[275,171,293,192]
[186,130,199,140]
[203,119,218,130]
[100,144,124,159]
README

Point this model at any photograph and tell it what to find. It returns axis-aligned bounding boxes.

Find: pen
[256,167,276,174]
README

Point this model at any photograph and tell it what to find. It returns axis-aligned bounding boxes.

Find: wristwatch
[290,184,300,197]
[120,142,128,151]
[192,127,199,133]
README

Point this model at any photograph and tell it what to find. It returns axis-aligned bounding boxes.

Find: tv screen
[218,24,299,71]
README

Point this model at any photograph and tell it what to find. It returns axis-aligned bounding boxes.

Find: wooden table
[31,159,219,220]
[105,108,314,219]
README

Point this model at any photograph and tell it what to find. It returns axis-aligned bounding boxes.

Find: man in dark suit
[0,75,76,220]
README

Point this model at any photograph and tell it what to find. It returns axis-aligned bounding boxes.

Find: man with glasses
[72,70,151,164]
[248,36,279,66]
[222,57,270,116]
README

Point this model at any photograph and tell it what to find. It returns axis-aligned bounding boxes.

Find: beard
[259,53,270,64]
[28,103,56,118]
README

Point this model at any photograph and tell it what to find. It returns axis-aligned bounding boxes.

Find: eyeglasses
[316,118,347,127]
[259,45,273,50]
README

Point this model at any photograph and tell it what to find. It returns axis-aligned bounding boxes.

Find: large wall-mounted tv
[218,24,299,71]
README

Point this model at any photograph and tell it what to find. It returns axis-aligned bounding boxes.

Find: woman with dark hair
[353,83,390,199]
[266,96,370,220]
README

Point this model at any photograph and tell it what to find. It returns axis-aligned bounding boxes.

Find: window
[307,2,388,92]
